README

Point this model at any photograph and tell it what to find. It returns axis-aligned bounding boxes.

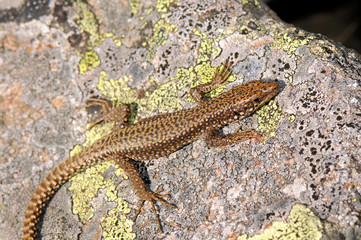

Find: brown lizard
[23,61,280,239]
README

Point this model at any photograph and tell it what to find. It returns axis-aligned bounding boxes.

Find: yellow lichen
[238,204,322,240]
[156,0,175,13]
[73,0,106,75]
[140,21,148,30]
[130,0,140,15]
[69,121,113,221]
[78,48,101,75]
[309,39,339,60]
[97,71,138,104]
[241,0,261,8]
[97,70,182,119]
[193,61,236,98]
[174,65,197,89]
[69,159,134,239]
[97,59,236,121]
[146,18,177,62]
[100,181,135,240]
[256,100,286,141]
[74,0,104,46]
[69,120,134,239]
[193,29,222,63]
[104,32,122,46]
[288,114,296,123]
[271,32,309,56]
[146,7,154,15]
[141,81,184,114]
[284,71,294,84]
[69,161,113,222]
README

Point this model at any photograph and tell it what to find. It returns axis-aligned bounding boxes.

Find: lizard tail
[22,151,88,240]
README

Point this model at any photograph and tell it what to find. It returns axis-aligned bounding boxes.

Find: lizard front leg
[192,60,263,147]
[205,128,263,148]
[190,59,232,103]
[114,155,175,232]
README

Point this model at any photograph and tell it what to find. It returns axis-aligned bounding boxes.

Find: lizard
[23,60,280,239]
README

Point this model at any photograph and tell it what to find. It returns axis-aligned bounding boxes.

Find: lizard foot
[133,189,176,232]
[190,59,233,103]
[210,59,232,86]
[81,98,130,130]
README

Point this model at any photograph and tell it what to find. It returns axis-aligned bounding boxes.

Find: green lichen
[256,100,286,141]
[146,18,177,62]
[78,48,101,75]
[271,32,309,56]
[238,204,322,240]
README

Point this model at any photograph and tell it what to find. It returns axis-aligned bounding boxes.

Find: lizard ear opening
[253,98,261,104]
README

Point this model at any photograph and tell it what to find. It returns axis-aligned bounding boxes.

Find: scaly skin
[23,61,280,239]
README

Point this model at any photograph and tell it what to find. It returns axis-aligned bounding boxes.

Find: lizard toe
[133,189,175,232]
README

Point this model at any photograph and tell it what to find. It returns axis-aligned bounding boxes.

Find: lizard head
[229,80,280,119]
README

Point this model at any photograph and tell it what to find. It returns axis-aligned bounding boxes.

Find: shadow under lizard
[23,61,280,239]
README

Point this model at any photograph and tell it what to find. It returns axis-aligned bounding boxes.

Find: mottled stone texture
[0,0,360,239]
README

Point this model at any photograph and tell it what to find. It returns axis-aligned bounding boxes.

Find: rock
[0,0,360,239]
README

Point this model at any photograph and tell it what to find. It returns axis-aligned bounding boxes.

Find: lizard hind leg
[115,155,176,232]
[82,98,130,130]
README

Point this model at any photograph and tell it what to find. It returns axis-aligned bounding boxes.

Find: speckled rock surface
[0,0,360,239]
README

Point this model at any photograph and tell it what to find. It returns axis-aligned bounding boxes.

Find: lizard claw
[133,189,176,232]
[211,59,232,86]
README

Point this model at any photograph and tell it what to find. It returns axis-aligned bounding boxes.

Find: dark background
[267,0,361,53]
